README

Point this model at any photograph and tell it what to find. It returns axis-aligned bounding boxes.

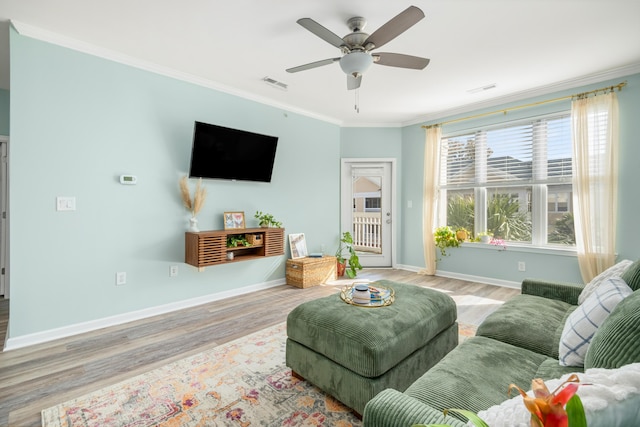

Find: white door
[341,159,394,267]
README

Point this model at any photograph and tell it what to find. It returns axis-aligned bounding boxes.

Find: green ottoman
[286,280,458,415]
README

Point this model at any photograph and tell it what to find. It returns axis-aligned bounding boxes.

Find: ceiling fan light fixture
[339,52,373,77]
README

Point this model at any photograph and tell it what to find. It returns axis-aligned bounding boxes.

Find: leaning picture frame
[223,211,246,230]
[289,233,308,259]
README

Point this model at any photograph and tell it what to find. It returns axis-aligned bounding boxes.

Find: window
[439,113,574,246]
[365,197,381,212]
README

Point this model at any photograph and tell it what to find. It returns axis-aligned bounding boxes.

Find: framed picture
[224,211,246,230]
[289,233,308,259]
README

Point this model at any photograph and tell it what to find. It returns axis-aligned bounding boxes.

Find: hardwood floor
[0,269,519,427]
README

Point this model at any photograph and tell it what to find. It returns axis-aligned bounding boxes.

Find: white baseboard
[435,270,521,289]
[394,264,521,289]
[4,278,286,351]
[4,267,520,351]
[394,263,422,273]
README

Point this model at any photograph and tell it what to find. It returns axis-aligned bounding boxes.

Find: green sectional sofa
[363,262,640,426]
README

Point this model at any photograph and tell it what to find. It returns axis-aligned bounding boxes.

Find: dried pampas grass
[180,176,207,217]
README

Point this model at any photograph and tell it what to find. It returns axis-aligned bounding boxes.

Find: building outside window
[365,197,381,212]
[439,112,575,247]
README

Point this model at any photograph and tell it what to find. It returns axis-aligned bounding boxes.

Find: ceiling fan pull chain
[355,88,360,113]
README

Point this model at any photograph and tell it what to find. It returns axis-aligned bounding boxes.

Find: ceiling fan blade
[374,52,430,69]
[286,57,340,73]
[297,18,347,49]
[347,74,362,90]
[364,6,425,50]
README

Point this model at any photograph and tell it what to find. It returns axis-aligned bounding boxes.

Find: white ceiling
[1,0,639,126]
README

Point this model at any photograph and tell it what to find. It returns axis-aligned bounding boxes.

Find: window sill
[461,241,577,257]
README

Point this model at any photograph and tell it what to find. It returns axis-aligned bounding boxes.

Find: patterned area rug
[42,322,477,427]
[458,322,477,343]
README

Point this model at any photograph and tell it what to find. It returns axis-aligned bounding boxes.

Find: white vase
[189,217,199,232]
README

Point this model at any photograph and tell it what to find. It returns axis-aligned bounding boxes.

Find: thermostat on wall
[119,175,137,185]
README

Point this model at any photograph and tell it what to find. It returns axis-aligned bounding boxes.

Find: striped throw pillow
[559,277,633,367]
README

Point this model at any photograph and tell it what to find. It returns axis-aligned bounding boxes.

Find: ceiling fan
[286,5,430,90]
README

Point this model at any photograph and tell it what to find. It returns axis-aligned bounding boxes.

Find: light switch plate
[56,196,76,211]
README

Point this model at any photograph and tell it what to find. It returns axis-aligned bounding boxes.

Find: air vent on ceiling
[467,83,497,94]
[263,77,288,91]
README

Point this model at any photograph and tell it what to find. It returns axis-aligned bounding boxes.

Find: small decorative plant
[254,211,282,228]
[455,227,470,241]
[490,237,507,251]
[509,374,585,427]
[226,235,251,248]
[335,231,362,279]
[434,226,464,257]
[413,375,586,427]
[474,231,493,243]
[179,176,207,231]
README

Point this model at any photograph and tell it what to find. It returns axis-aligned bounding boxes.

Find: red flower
[509,374,581,427]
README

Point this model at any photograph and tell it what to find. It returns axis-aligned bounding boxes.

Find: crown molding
[341,121,403,128]
[10,20,343,126]
[403,62,640,127]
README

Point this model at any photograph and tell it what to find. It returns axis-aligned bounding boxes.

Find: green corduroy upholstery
[476,294,576,358]
[521,278,584,304]
[534,358,585,379]
[403,336,550,418]
[362,279,610,427]
[621,259,640,291]
[287,280,457,378]
[362,389,467,427]
[287,323,458,416]
[286,280,459,415]
[585,289,640,369]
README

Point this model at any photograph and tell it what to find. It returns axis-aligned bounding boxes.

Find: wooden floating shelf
[228,243,264,252]
[185,227,285,269]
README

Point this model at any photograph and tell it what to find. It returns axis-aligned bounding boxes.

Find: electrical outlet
[116,271,127,285]
[170,265,178,277]
[518,262,526,272]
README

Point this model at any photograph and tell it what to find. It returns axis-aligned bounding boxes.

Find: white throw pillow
[559,277,632,367]
[578,259,632,304]
[472,363,640,427]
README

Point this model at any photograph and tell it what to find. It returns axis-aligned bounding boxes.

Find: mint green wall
[9,29,340,338]
[0,89,8,135]
[401,73,640,284]
[8,24,640,341]
[340,127,402,158]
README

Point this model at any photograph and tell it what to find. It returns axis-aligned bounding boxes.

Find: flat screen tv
[188,121,278,182]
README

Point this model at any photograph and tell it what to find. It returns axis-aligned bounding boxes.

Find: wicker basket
[286,256,337,288]
[245,233,263,245]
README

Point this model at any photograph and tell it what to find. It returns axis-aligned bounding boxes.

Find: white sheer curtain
[419,126,442,275]
[571,91,619,283]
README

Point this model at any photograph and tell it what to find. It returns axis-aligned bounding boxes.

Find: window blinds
[441,113,571,189]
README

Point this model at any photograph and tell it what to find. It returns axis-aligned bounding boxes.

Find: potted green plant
[226,235,251,248]
[335,231,362,279]
[434,226,463,257]
[254,211,282,228]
